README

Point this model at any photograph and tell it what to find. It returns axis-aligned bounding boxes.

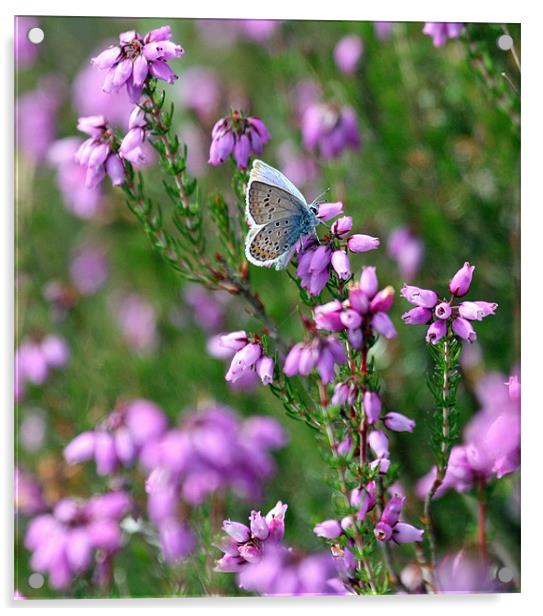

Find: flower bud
[383,412,415,432]
[401,307,432,325]
[400,285,438,308]
[449,262,474,297]
[452,317,477,342]
[313,519,342,539]
[348,234,380,253]
[359,267,378,298]
[425,319,447,345]
[331,250,351,280]
[363,391,381,424]
[370,286,394,313]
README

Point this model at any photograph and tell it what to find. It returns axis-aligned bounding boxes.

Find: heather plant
[15,17,520,598]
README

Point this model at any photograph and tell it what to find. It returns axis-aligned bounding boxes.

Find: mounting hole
[497,34,513,51]
[27,27,45,45]
[28,572,44,589]
[497,566,513,583]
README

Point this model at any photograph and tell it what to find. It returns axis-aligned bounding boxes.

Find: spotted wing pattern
[246,216,303,268]
[247,181,307,225]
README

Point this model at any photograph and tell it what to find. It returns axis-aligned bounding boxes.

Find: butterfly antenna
[311,187,331,206]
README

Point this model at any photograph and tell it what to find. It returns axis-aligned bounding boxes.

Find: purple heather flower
[302,103,360,159]
[317,201,343,222]
[372,312,397,339]
[256,356,275,385]
[402,263,495,343]
[363,391,382,425]
[434,301,452,320]
[64,398,167,474]
[334,35,363,74]
[119,106,148,163]
[417,371,520,499]
[237,20,279,42]
[215,501,287,572]
[331,250,351,280]
[223,337,274,386]
[15,336,69,401]
[209,111,270,169]
[449,262,474,297]
[313,519,342,539]
[383,412,415,433]
[425,319,447,344]
[17,76,63,163]
[374,21,394,41]
[116,293,158,353]
[387,226,424,281]
[401,284,438,309]
[458,301,497,321]
[283,336,346,384]
[423,22,464,48]
[91,26,184,102]
[24,491,132,589]
[506,374,520,402]
[47,137,104,219]
[368,430,389,459]
[75,115,126,188]
[402,306,432,325]
[143,405,285,509]
[452,317,477,342]
[70,243,108,296]
[436,550,498,593]
[374,495,423,544]
[235,543,347,596]
[347,234,380,253]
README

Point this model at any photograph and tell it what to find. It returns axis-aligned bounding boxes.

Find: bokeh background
[15,17,520,597]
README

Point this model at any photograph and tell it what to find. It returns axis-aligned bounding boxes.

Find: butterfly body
[245,160,319,270]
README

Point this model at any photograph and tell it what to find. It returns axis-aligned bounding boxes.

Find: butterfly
[245,160,320,270]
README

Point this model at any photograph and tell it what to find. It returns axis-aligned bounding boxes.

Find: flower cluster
[64,398,168,475]
[417,373,520,498]
[216,502,347,595]
[47,137,104,219]
[16,335,70,401]
[301,102,360,159]
[91,26,184,102]
[209,110,271,170]
[143,405,286,561]
[401,262,497,344]
[215,501,287,571]
[119,106,148,164]
[422,22,464,47]
[75,116,126,188]
[374,495,424,544]
[314,265,396,345]
[283,332,346,384]
[296,202,379,296]
[215,331,275,385]
[238,544,347,595]
[24,491,132,589]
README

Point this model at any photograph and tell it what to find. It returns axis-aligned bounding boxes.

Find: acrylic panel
[15,16,520,599]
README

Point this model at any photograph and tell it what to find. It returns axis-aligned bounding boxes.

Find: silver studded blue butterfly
[245,160,319,270]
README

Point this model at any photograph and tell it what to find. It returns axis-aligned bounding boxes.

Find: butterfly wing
[247,181,308,225]
[245,216,305,270]
[246,160,308,226]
